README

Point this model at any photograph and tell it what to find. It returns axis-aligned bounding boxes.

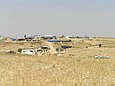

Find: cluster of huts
[6,45,72,55]
[6,45,50,55]
[2,35,73,55]
[0,34,92,42]
[2,35,111,58]
[12,35,41,41]
[18,45,50,55]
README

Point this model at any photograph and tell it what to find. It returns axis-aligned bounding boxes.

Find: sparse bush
[18,48,22,53]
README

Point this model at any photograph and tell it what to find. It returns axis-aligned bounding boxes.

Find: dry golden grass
[0,38,115,86]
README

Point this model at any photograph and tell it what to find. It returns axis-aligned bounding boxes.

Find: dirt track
[43,41,56,54]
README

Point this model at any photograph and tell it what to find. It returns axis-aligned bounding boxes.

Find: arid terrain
[0,37,115,86]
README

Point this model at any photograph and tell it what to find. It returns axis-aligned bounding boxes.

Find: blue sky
[0,0,115,37]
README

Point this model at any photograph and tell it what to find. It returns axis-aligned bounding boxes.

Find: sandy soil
[0,38,115,86]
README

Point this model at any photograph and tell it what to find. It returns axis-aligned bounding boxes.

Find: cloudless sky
[0,0,115,37]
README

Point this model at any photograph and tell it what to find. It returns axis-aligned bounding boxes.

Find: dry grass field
[0,38,115,86]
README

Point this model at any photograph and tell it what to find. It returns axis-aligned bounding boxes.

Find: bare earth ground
[0,38,115,86]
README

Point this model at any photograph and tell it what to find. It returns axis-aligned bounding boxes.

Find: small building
[21,49,37,55]
[41,35,56,40]
[66,35,78,39]
[17,37,26,41]
[25,36,34,41]
[32,35,41,41]
[40,45,50,49]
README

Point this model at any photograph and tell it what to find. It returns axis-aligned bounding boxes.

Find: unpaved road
[43,41,56,54]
